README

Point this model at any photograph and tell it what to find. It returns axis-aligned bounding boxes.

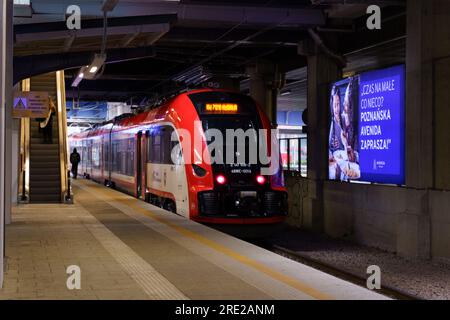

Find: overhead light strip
[13,0,30,5]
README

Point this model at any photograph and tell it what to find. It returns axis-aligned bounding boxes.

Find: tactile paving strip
[79,212,188,300]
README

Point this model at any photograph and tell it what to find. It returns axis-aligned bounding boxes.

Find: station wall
[286,177,450,263]
[433,0,450,191]
[286,0,450,264]
[435,57,450,191]
[430,191,450,264]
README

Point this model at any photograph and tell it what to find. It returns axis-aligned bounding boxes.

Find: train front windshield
[189,91,287,218]
[188,92,264,171]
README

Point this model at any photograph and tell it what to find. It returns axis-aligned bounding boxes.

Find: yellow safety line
[84,182,334,300]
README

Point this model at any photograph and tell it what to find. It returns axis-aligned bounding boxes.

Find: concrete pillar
[4,21,14,225]
[10,119,20,210]
[247,61,283,125]
[397,0,434,260]
[398,0,450,260]
[0,0,13,288]
[9,83,21,212]
[405,0,434,190]
[301,39,341,232]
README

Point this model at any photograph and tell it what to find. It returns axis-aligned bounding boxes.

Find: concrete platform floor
[0,179,388,300]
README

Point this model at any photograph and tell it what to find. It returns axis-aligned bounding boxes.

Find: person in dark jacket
[41,100,56,144]
[70,148,81,179]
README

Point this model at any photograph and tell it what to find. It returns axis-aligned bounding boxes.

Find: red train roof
[69,88,248,138]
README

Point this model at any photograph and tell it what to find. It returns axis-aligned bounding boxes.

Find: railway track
[256,241,420,300]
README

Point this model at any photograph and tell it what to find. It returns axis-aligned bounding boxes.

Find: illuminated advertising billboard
[328,65,405,184]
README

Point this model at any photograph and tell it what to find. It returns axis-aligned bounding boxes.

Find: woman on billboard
[329,86,347,153]
[341,83,353,147]
[329,86,347,180]
[329,82,361,181]
[341,81,358,163]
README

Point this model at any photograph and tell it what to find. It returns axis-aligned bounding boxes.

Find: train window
[114,139,121,174]
[147,125,178,165]
[147,132,153,162]
[153,130,162,163]
[111,136,135,176]
[93,141,101,169]
[87,141,92,163]
[111,141,115,168]
[163,126,174,165]
[201,116,259,165]
[80,142,84,167]
[104,139,109,170]
[126,138,135,176]
[148,126,161,164]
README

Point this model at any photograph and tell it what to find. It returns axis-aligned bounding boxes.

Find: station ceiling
[13,0,406,111]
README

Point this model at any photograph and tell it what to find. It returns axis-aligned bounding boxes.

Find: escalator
[21,71,70,203]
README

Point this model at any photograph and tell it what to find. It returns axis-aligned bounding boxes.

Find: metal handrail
[19,79,31,202]
[20,170,27,201]
[65,170,72,203]
[56,71,71,202]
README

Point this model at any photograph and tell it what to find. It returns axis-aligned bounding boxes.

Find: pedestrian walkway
[0,179,388,300]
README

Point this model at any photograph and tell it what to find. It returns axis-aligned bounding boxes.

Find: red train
[70,89,287,226]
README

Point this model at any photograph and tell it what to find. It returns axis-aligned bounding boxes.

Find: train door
[172,132,189,218]
[140,131,148,200]
[87,139,92,179]
[107,128,113,186]
[102,135,107,184]
[135,131,142,198]
[81,140,86,175]
[88,139,93,179]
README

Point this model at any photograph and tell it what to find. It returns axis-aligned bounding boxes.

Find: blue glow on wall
[277,111,305,126]
[66,101,108,121]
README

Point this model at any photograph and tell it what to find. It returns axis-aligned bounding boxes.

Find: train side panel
[144,122,190,217]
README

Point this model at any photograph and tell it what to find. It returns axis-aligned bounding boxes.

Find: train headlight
[192,164,207,177]
[216,174,227,185]
[256,175,266,185]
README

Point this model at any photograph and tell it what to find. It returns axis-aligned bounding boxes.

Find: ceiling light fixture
[84,53,107,79]
[13,0,32,17]
[72,66,87,87]
[73,1,116,87]
[280,90,292,96]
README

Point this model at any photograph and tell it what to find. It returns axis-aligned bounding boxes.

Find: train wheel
[149,194,158,206]
[164,200,176,214]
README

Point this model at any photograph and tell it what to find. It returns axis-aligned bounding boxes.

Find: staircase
[28,73,62,203]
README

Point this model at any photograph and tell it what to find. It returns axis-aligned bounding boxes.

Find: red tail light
[256,175,266,185]
[216,174,226,185]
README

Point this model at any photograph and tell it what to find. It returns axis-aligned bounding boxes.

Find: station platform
[0,179,387,300]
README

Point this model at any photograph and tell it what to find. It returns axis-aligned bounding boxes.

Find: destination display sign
[204,103,238,114]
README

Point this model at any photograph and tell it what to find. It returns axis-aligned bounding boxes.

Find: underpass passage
[1,179,387,300]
